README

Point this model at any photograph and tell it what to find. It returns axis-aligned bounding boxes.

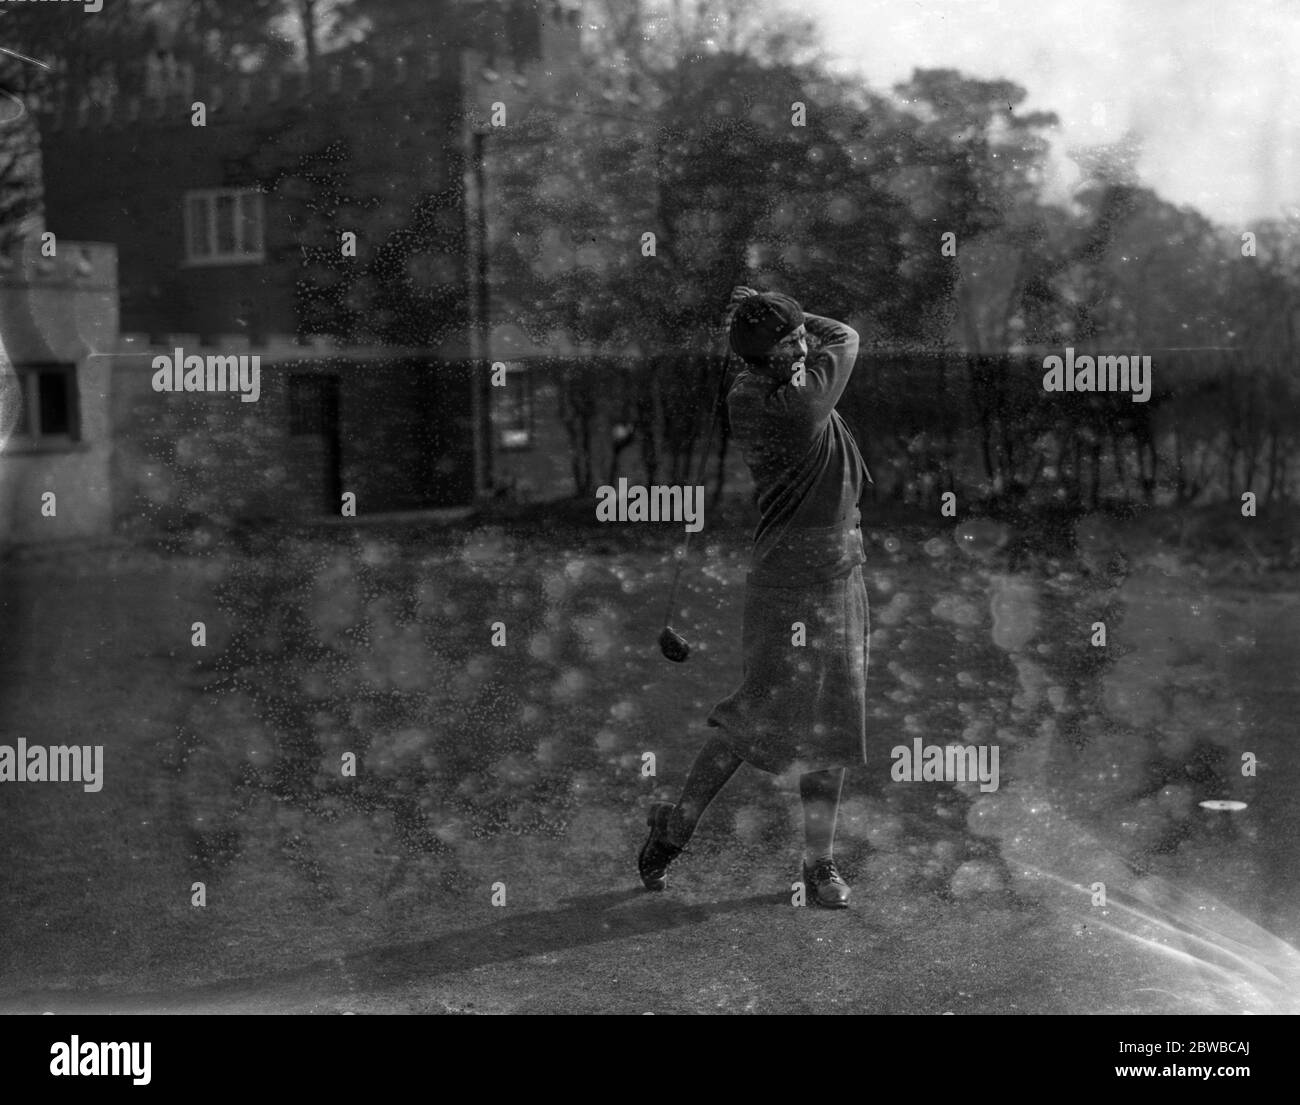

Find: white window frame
[182,187,266,266]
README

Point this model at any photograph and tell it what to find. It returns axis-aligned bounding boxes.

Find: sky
[800,0,1299,228]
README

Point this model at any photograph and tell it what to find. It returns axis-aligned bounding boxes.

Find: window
[183,188,265,265]
[490,362,534,449]
[7,364,79,448]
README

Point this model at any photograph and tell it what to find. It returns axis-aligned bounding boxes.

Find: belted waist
[748,522,865,587]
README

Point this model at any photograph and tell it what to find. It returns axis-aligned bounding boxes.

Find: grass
[1,500,1297,1011]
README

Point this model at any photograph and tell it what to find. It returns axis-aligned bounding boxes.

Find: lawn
[2,506,1298,1013]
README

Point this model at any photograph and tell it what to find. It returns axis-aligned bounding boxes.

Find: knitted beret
[728,291,804,361]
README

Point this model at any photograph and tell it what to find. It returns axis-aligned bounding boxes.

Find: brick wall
[40,58,466,343]
[110,344,477,534]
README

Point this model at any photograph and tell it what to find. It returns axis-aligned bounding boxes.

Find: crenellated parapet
[39,50,454,132]
[38,0,585,132]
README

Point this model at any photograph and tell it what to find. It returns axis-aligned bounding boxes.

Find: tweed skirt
[706,563,869,775]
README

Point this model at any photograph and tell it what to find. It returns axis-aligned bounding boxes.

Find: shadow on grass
[360,888,780,991]
[5,889,781,1013]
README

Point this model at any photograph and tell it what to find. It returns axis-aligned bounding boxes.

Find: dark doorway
[287,374,342,514]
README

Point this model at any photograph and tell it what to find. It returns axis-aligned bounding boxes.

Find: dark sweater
[726,313,869,586]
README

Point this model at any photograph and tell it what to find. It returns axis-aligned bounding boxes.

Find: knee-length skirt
[706,564,869,775]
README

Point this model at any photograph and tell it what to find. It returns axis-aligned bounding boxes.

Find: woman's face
[759,324,808,380]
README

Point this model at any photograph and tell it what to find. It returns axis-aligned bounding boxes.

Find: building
[0,238,117,545]
[27,1,586,533]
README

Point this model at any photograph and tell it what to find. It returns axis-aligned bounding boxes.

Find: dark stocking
[664,735,743,848]
[799,767,845,864]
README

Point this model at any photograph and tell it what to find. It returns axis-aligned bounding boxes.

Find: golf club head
[659,625,690,663]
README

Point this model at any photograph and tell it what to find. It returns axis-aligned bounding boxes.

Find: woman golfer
[639,286,870,908]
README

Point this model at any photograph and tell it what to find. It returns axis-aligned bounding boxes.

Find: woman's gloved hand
[723,285,761,330]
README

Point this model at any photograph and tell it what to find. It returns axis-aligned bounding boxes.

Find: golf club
[658,347,733,662]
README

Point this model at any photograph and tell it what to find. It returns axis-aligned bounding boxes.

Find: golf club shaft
[661,353,731,628]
